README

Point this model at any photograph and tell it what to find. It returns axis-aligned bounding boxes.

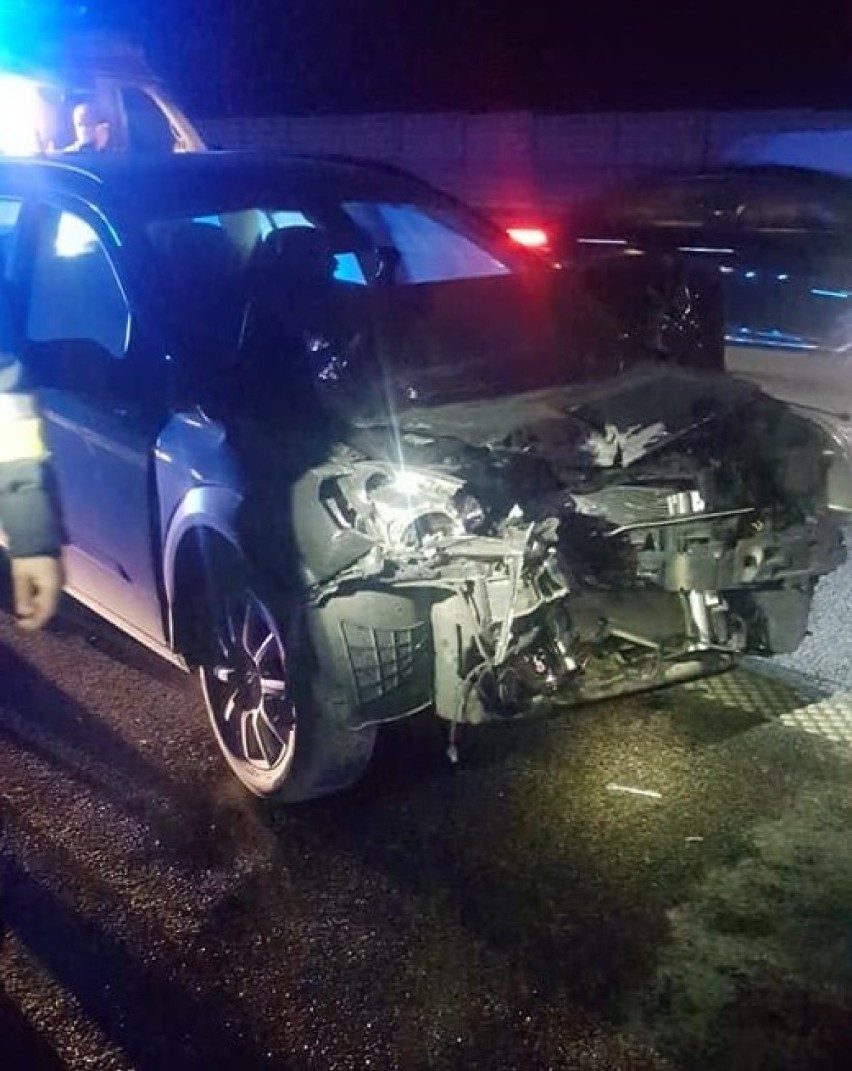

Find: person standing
[0,274,65,1068]
[0,280,63,630]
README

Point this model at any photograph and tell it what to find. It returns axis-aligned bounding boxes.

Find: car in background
[567,161,852,352]
[560,145,852,427]
[0,152,848,803]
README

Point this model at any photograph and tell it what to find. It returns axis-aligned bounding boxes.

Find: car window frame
[20,193,133,361]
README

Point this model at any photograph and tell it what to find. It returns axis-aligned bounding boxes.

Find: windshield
[145,197,522,295]
[142,193,546,407]
[138,183,645,415]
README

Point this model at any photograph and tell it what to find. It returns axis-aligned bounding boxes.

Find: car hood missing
[221,257,723,430]
[348,363,779,483]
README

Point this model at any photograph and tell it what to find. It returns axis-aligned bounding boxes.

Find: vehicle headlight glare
[392,469,423,496]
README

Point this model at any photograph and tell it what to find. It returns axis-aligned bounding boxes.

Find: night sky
[60,1,852,116]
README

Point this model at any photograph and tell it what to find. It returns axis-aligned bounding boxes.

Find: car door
[0,194,102,572]
[20,200,170,645]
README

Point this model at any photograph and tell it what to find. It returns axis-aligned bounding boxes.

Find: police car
[0,2,203,157]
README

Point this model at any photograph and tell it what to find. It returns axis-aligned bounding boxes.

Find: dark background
[20,1,852,115]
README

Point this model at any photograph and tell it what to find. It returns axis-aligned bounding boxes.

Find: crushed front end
[291,367,847,730]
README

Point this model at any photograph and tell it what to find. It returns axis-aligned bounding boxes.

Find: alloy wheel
[200,588,297,786]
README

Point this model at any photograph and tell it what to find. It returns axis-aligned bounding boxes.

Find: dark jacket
[0,292,62,560]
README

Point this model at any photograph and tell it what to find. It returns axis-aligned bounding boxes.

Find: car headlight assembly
[361,469,466,551]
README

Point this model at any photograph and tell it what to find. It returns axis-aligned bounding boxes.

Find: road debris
[605,783,663,800]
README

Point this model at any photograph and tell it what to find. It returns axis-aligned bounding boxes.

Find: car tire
[190,550,376,803]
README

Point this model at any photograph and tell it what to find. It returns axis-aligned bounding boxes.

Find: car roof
[595,162,852,201]
[0,152,436,218]
[723,129,852,180]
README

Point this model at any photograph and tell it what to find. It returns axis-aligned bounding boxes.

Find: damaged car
[1,153,849,801]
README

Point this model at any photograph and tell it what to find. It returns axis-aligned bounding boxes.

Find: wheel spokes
[254,631,276,664]
[241,597,254,652]
[251,709,274,767]
[257,706,287,748]
[207,589,297,775]
[260,676,287,698]
[222,690,240,724]
[239,706,255,762]
[224,592,241,648]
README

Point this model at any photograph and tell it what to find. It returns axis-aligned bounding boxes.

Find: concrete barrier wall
[198,108,852,211]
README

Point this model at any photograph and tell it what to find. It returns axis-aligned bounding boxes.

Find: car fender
[154,410,245,649]
[160,483,244,650]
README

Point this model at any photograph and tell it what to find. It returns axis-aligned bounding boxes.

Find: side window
[27,210,130,359]
[342,202,511,284]
[0,197,22,281]
[615,183,704,228]
[616,178,741,230]
[268,210,367,284]
[737,186,847,234]
[122,88,177,153]
[0,198,22,352]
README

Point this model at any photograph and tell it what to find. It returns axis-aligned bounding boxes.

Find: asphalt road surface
[2,572,852,1070]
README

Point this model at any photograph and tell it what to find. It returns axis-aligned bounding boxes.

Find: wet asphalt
[1,580,852,1070]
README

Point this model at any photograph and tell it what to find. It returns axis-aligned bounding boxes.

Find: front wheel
[198,584,375,802]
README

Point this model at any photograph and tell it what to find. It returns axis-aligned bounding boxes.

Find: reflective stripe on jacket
[0,380,49,464]
[0,350,62,558]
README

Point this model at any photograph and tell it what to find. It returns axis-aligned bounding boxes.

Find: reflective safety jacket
[0,298,62,559]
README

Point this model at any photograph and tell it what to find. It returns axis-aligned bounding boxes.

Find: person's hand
[11,555,63,631]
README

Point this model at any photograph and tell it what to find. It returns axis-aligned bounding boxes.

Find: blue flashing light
[0,2,90,38]
[0,2,91,28]
[0,2,132,69]
[744,270,757,280]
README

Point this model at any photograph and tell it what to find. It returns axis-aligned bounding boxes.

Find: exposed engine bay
[284,366,849,729]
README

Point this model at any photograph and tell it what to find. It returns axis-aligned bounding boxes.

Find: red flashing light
[507,226,550,249]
